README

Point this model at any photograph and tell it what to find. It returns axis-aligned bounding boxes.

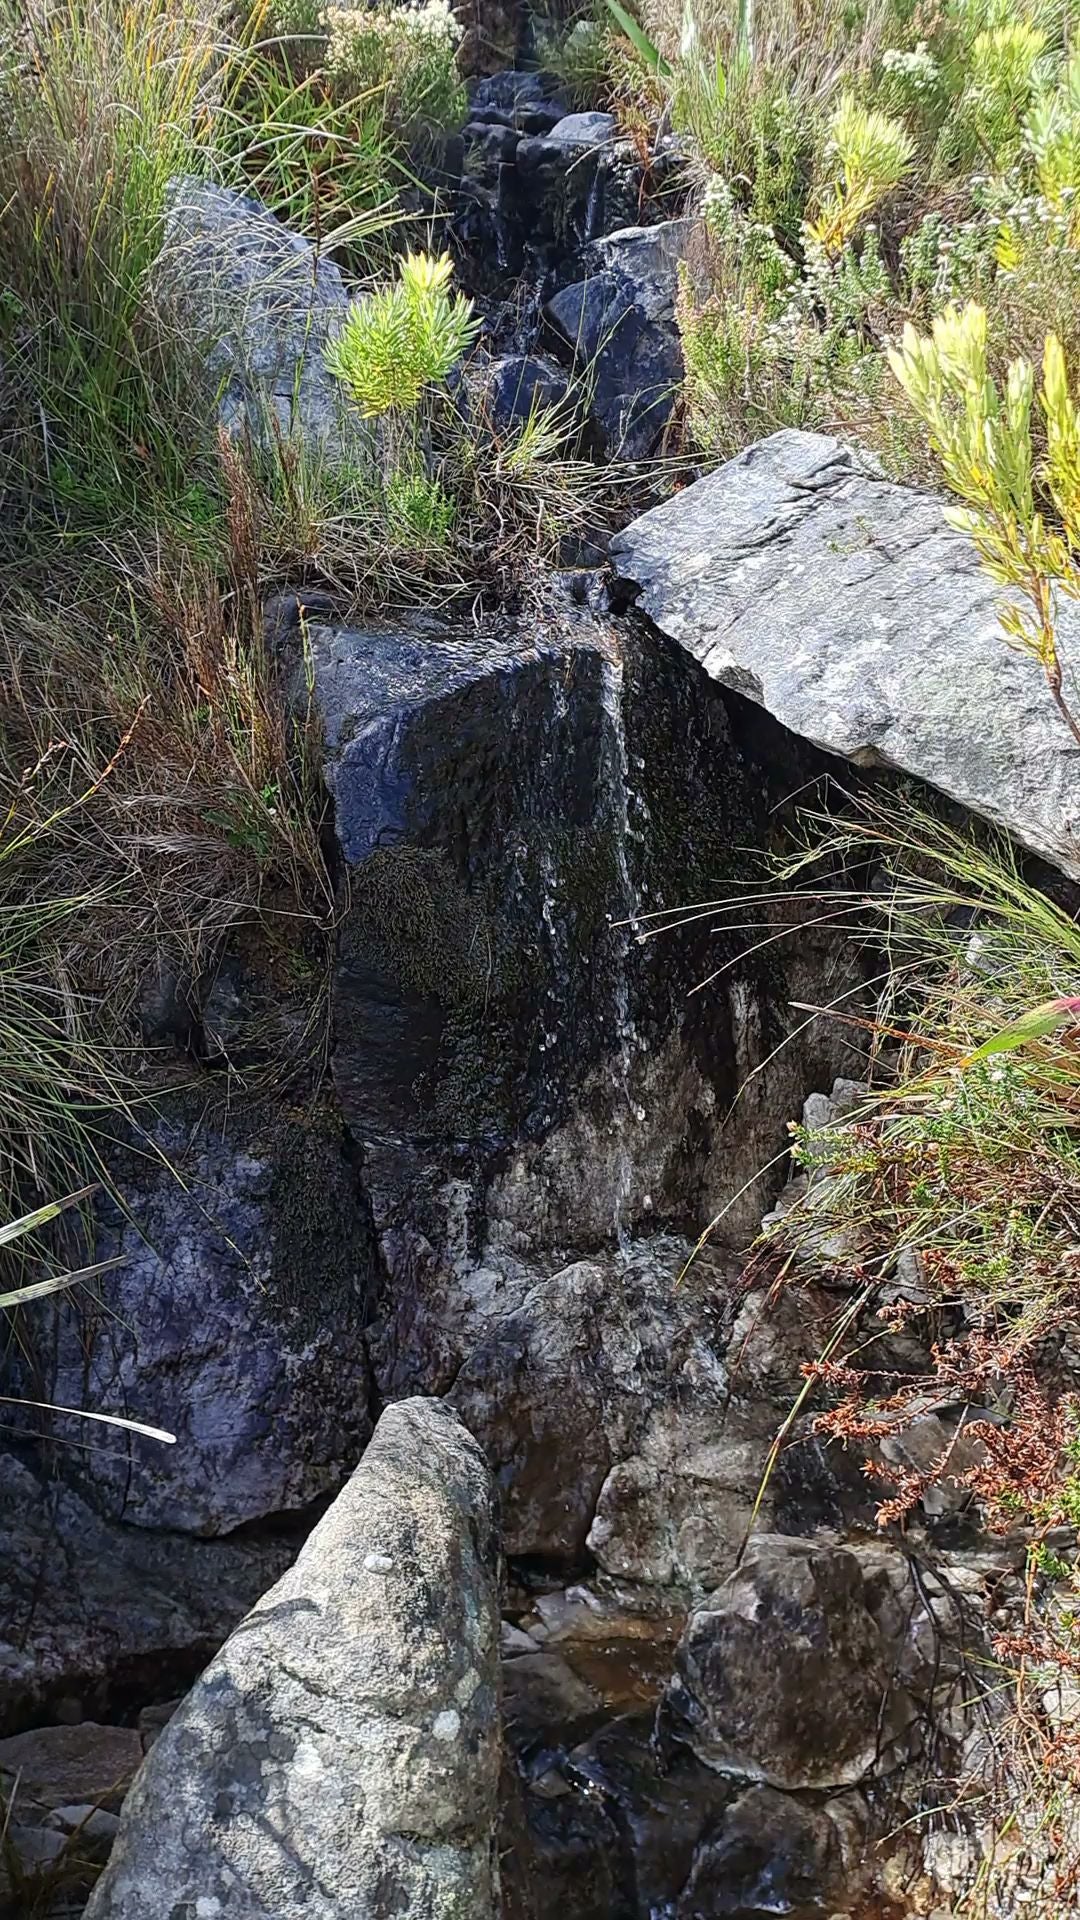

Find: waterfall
[600,647,646,1253]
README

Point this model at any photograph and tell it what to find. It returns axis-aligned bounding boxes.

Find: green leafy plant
[888,299,1080,747]
[807,91,914,258]
[605,0,671,77]
[326,250,480,417]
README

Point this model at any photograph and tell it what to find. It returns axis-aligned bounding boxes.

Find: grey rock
[85,1400,502,1920]
[0,1452,287,1729]
[534,110,616,152]
[0,1723,141,1813]
[611,428,1080,878]
[661,1536,916,1789]
[544,219,693,457]
[46,1805,123,1843]
[159,177,364,451]
[34,1107,374,1534]
[5,1821,68,1872]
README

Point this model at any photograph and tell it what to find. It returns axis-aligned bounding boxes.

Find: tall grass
[0,0,223,537]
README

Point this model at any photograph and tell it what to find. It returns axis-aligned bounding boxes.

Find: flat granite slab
[611,429,1080,880]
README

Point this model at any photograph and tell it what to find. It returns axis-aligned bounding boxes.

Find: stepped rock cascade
[7,93,1074,1920]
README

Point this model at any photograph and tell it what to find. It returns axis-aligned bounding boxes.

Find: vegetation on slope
[0,0,623,1320]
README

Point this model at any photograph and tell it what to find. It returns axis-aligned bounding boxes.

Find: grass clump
[0,0,220,535]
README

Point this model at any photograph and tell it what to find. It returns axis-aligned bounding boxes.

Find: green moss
[261,1103,371,1336]
[342,846,496,1006]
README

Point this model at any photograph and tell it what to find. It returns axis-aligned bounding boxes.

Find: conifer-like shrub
[325,250,479,418]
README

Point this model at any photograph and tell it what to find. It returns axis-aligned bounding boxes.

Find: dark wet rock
[85,1400,502,1920]
[676,1784,864,1917]
[32,1105,375,1535]
[0,1452,289,1731]
[304,598,862,1574]
[465,117,523,162]
[480,351,569,430]
[457,108,653,284]
[503,1780,623,1920]
[661,1537,917,1789]
[611,427,1080,880]
[518,111,617,165]
[159,178,362,451]
[544,220,693,457]
[568,1713,736,1913]
[467,70,565,130]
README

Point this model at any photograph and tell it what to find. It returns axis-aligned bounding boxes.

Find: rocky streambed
[6,55,1080,1920]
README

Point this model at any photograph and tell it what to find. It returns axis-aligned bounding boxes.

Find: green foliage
[535,12,617,109]
[889,300,1080,746]
[385,467,456,548]
[215,52,404,261]
[0,0,220,535]
[604,0,671,76]
[807,91,914,257]
[326,250,480,418]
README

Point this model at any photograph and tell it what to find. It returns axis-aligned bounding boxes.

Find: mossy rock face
[315,603,865,1270]
[259,1101,378,1341]
[343,847,500,1009]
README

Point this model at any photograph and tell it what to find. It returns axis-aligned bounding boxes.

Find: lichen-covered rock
[34,1106,375,1535]
[611,427,1080,879]
[85,1399,502,1920]
[0,1452,287,1730]
[660,1537,917,1789]
[159,177,362,450]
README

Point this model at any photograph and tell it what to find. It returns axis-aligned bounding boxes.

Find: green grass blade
[0,1185,97,1249]
[604,0,673,76]
[0,1254,126,1309]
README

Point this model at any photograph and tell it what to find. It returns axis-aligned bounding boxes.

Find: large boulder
[660,1537,917,1790]
[611,427,1080,879]
[309,596,859,1383]
[159,178,361,449]
[298,593,864,1567]
[32,1103,375,1535]
[85,1399,502,1920]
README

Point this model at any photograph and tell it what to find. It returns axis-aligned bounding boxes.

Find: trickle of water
[600,649,645,1255]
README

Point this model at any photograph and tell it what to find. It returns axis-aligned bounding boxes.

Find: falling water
[599,647,646,1254]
